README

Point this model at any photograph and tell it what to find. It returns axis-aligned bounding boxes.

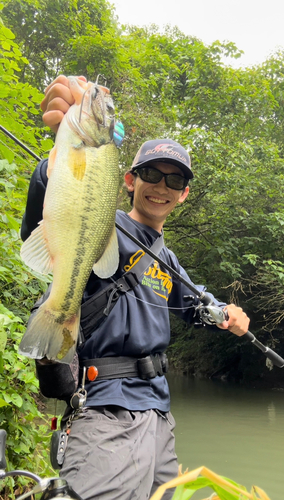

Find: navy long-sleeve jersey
[22,159,225,411]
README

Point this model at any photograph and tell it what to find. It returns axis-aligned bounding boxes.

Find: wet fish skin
[19,77,120,363]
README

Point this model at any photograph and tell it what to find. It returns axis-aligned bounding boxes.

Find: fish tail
[18,302,80,364]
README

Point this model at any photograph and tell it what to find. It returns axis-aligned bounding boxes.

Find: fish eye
[106,102,114,114]
[92,88,98,99]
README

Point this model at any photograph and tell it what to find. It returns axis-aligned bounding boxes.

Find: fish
[19,76,120,364]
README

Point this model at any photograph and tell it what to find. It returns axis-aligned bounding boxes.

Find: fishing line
[109,277,195,311]
[123,289,196,311]
[78,88,88,123]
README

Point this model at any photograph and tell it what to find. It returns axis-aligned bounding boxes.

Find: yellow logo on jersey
[124,252,172,301]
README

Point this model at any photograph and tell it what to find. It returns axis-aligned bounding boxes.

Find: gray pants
[60,406,179,500]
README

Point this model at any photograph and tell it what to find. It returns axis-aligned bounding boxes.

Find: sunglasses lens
[166,175,186,190]
[139,167,163,184]
[135,167,186,190]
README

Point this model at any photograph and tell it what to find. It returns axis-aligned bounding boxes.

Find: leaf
[40,137,54,152]
[0,397,10,407]
[10,393,23,408]
[0,325,7,352]
[1,25,15,39]
[5,213,20,231]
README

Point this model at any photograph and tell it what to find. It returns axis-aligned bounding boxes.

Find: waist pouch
[80,273,139,341]
[80,353,169,382]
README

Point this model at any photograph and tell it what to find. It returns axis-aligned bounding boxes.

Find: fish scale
[19,77,120,363]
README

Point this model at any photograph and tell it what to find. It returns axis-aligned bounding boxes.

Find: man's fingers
[43,96,73,115]
[216,304,250,337]
[40,74,87,132]
[43,75,70,95]
[42,74,87,100]
[41,83,75,113]
[42,110,65,133]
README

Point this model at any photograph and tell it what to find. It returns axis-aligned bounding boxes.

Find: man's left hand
[217,304,250,336]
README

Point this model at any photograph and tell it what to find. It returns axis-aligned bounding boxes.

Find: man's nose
[153,177,168,192]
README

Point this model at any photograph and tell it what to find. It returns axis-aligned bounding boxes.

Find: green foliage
[151,465,270,500]
[0,305,52,491]
[0,13,52,498]
[2,0,117,90]
[0,9,47,163]
[0,154,52,495]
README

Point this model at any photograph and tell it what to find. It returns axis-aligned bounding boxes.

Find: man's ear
[124,171,135,192]
[178,185,189,204]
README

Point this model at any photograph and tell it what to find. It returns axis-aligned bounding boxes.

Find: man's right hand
[41,75,87,133]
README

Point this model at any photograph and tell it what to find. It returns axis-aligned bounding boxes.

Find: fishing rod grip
[245,331,284,368]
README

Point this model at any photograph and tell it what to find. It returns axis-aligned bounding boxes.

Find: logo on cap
[145,144,187,164]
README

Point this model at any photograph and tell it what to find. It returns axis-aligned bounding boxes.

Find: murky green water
[168,373,284,500]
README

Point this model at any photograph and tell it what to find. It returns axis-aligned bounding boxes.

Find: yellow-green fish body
[19,77,120,363]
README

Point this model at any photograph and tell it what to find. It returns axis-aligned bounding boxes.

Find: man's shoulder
[33,158,49,187]
[161,245,179,265]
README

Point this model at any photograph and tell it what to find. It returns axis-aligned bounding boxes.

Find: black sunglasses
[133,166,188,191]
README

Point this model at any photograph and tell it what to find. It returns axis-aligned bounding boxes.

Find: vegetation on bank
[150,465,271,500]
[1,0,284,493]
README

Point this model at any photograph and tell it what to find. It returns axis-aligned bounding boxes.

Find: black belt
[80,354,169,382]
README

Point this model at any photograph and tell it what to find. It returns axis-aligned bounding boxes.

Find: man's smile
[146,196,169,204]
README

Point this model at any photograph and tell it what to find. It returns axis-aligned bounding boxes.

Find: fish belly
[19,141,119,363]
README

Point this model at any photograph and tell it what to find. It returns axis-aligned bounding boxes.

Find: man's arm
[169,254,250,337]
[21,159,48,241]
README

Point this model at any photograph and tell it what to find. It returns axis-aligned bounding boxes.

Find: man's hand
[216,304,250,337]
[41,74,87,133]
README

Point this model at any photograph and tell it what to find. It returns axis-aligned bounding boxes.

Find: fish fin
[68,146,86,180]
[18,302,80,364]
[47,146,57,178]
[92,225,119,278]
[20,220,53,275]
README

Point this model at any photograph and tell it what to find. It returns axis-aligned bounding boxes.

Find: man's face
[125,162,189,231]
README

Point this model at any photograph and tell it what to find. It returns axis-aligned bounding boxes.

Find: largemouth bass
[19,76,121,363]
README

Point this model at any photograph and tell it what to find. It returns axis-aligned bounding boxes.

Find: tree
[2,0,118,90]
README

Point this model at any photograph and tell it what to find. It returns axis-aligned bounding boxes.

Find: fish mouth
[67,83,115,147]
[89,85,115,127]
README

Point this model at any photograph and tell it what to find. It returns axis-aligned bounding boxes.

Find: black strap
[80,353,169,381]
[80,233,164,340]
[125,232,164,283]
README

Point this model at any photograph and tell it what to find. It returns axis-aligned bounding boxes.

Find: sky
[111,0,284,68]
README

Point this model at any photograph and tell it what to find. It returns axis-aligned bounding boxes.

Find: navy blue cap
[131,139,193,180]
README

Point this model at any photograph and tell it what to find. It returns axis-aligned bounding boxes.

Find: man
[21,75,250,500]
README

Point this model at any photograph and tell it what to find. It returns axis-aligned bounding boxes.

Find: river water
[168,373,284,500]
[49,374,284,499]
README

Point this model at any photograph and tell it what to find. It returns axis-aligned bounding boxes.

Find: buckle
[137,354,168,380]
[116,273,139,292]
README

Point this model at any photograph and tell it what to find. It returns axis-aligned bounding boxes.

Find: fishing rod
[0,125,41,162]
[2,124,284,368]
[115,223,284,368]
